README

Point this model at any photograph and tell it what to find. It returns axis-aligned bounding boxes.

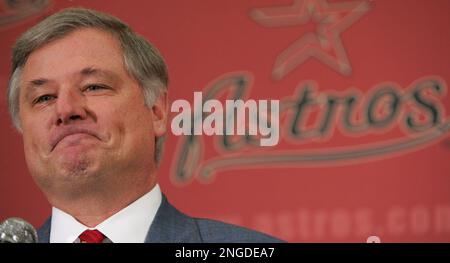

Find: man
[7,7,281,243]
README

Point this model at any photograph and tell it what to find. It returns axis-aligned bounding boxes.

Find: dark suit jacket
[37,194,282,243]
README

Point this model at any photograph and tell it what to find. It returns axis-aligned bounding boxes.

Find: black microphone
[0,218,38,243]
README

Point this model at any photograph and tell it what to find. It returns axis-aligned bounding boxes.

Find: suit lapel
[145,194,202,243]
[37,217,51,243]
[37,194,202,243]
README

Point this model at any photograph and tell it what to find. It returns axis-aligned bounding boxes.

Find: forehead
[21,28,126,82]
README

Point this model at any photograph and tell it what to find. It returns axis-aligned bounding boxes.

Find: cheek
[90,89,154,152]
[104,99,152,141]
[22,120,49,155]
[118,92,153,129]
[22,128,47,169]
[121,103,154,144]
[20,104,54,154]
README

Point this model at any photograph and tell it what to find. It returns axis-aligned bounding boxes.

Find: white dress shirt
[49,184,162,243]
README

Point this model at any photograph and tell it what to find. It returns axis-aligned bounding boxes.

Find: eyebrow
[26,78,51,89]
[80,67,118,82]
[25,67,118,90]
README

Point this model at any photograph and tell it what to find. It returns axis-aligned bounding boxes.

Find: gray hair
[7,7,168,164]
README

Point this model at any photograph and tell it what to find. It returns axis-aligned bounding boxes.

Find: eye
[85,84,107,92]
[34,94,56,104]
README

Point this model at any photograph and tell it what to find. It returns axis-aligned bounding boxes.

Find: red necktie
[79,229,106,243]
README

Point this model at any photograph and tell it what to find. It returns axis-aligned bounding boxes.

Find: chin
[56,153,96,178]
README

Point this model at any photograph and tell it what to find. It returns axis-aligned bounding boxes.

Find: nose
[55,89,88,126]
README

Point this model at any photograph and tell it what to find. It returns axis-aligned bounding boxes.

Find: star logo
[250,0,371,80]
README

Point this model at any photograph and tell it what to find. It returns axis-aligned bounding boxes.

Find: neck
[47,176,157,227]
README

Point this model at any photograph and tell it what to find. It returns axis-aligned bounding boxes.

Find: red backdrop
[1,0,449,242]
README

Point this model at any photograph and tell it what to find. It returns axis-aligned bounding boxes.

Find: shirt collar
[50,184,162,243]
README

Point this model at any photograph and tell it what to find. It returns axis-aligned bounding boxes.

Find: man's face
[18,28,167,200]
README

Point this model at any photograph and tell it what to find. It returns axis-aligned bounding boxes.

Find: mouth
[51,128,101,152]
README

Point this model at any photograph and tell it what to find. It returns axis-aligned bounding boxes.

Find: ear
[151,91,168,137]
